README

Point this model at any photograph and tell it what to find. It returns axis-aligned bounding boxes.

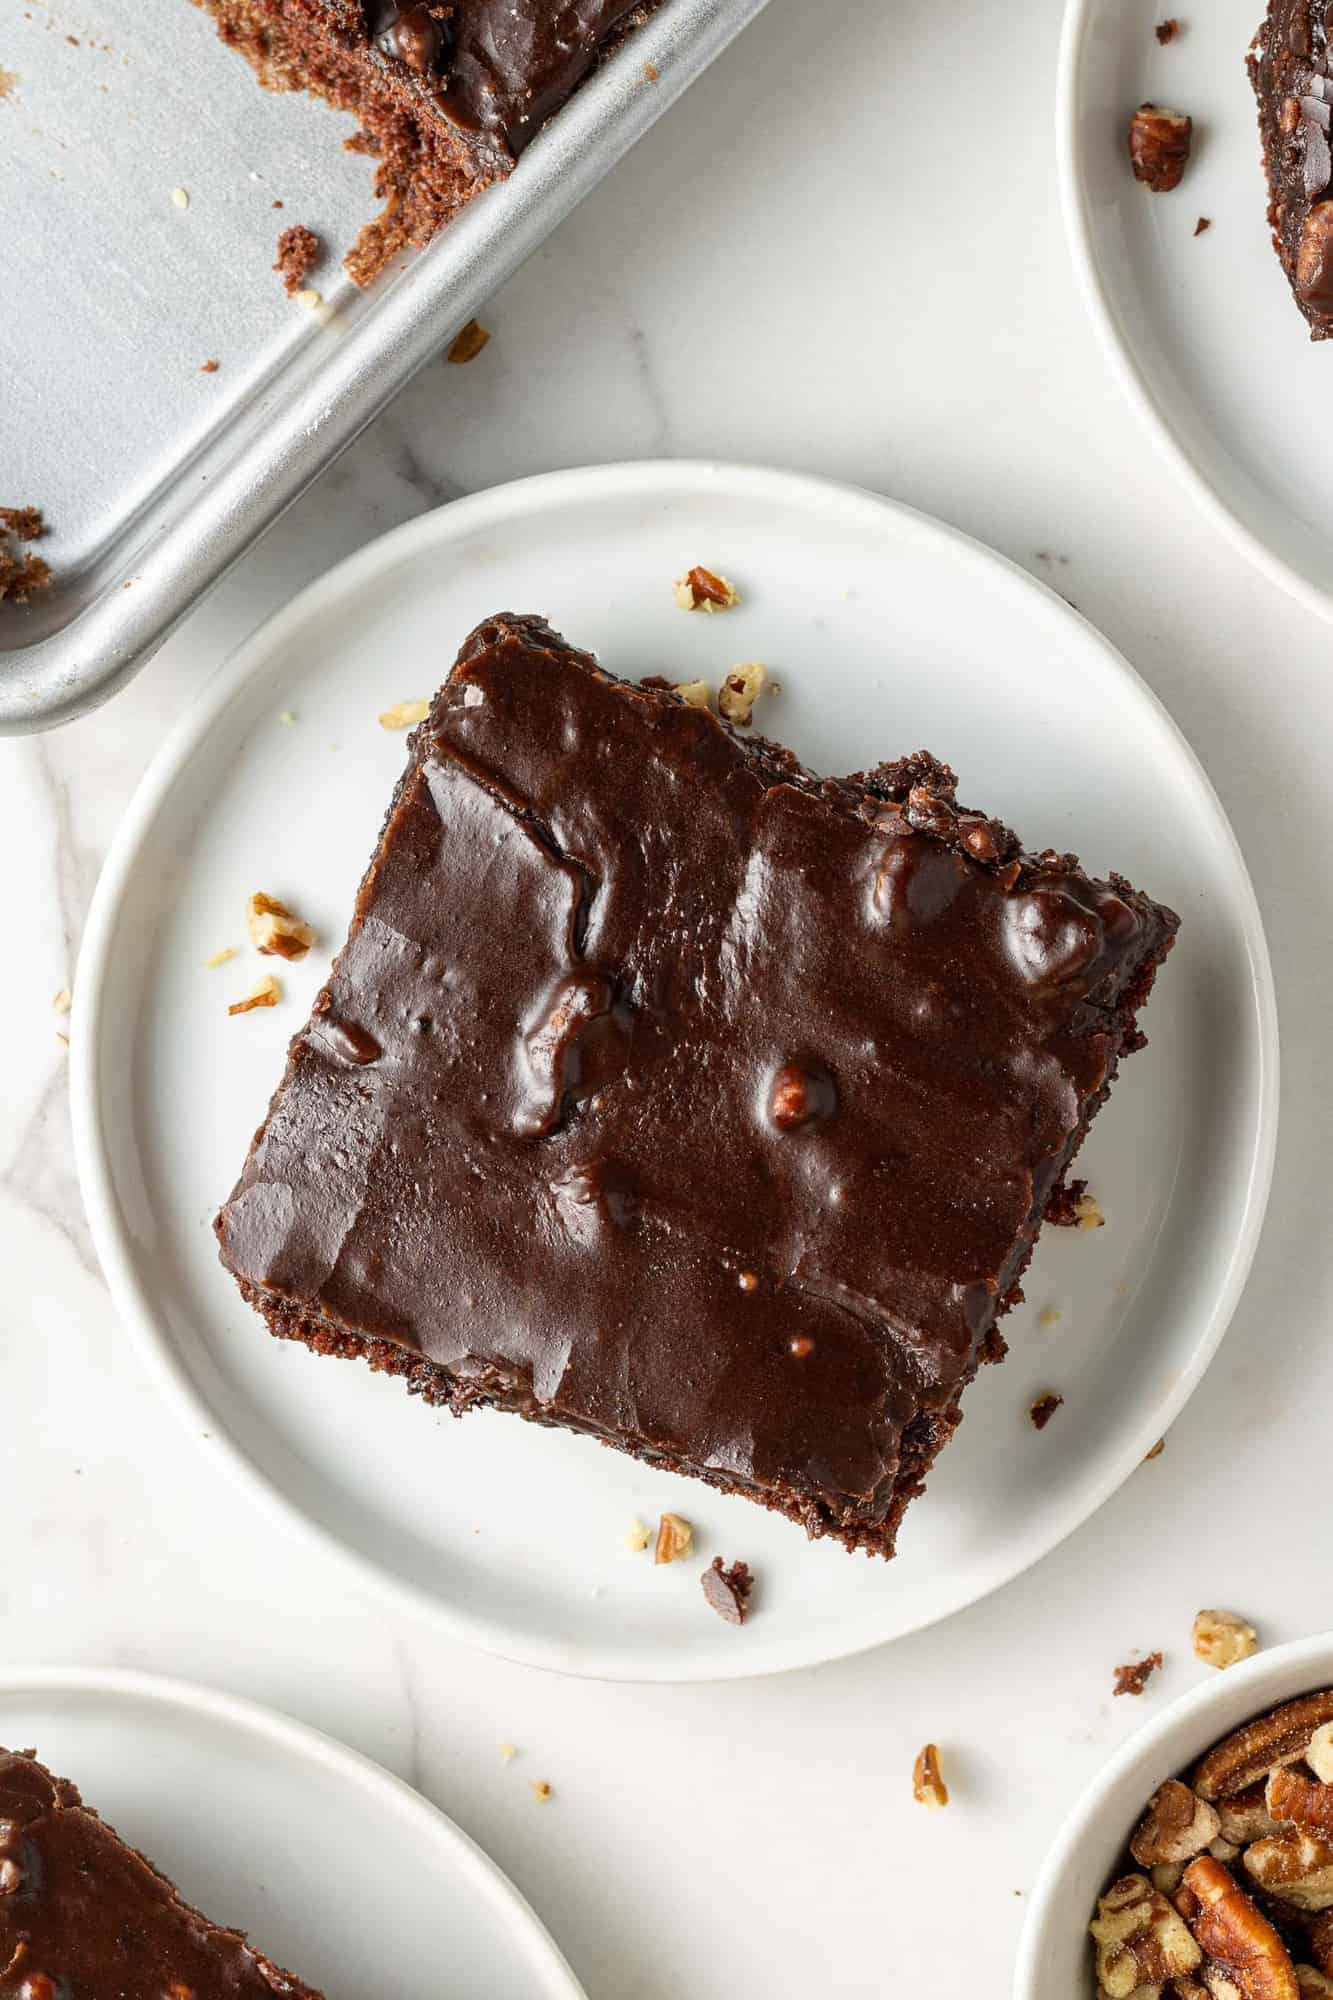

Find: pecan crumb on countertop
[1114,1651,1164,1697]
[701,1556,753,1625]
[274,223,322,297]
[446,319,491,364]
[912,1744,949,1810]
[1192,1608,1259,1670]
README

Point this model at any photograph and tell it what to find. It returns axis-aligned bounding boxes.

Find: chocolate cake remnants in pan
[216,615,1178,1559]
[0,1747,325,2000]
[194,1,655,284]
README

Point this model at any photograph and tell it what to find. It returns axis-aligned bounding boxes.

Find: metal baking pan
[0,0,769,732]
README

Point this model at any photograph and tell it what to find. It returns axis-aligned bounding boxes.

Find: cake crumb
[170,186,190,210]
[701,1556,753,1625]
[498,1741,517,1762]
[1044,1176,1088,1226]
[275,223,322,297]
[378,700,430,730]
[0,507,52,605]
[529,1779,552,1802]
[228,974,281,1016]
[200,357,219,373]
[204,948,237,969]
[446,319,491,364]
[1194,215,1211,235]
[1029,1391,1064,1431]
[52,988,72,1014]
[1155,16,1179,41]
[1037,1306,1062,1329]
[1113,1651,1163,1697]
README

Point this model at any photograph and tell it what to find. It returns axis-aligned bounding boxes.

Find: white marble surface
[5,0,1333,1992]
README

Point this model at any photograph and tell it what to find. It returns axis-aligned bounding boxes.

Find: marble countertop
[5,0,1333,1992]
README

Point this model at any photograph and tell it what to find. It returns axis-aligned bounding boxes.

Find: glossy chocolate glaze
[0,1750,321,2000]
[216,616,1177,1552]
[1249,0,1333,335]
[364,0,643,156]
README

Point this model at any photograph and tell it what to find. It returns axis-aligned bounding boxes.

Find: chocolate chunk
[701,1557,754,1625]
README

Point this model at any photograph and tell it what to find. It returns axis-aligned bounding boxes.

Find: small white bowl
[1015,1632,1333,1997]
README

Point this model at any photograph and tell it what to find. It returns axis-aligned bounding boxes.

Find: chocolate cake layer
[216,615,1178,1557]
[196,0,650,283]
[0,1748,323,1999]
[1249,0,1333,337]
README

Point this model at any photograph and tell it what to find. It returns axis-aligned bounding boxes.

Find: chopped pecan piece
[673,679,713,710]
[1244,1834,1333,1912]
[1128,103,1194,191]
[1132,1782,1222,1868]
[1269,1769,1333,1839]
[228,974,281,1016]
[1091,1873,1203,1993]
[717,662,767,727]
[1178,1856,1300,1998]
[1194,1610,1260,1671]
[1195,1698,1333,1803]
[654,1512,693,1565]
[1296,1969,1333,1996]
[912,1744,949,1810]
[1310,1912,1333,1975]
[674,565,739,612]
[1218,1787,1284,1847]
[446,318,490,364]
[247,891,317,961]
[378,699,430,730]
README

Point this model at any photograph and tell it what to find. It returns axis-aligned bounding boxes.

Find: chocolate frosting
[216,618,1177,1539]
[365,0,643,156]
[0,1750,320,1999]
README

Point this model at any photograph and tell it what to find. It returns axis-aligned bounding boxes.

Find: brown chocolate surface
[216,615,1178,1556]
[0,1749,322,1999]
[197,0,650,283]
[1249,0,1333,336]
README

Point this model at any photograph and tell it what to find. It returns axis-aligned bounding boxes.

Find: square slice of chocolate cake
[195,0,652,283]
[215,615,1178,1558]
[0,1748,323,1999]
[1249,0,1333,336]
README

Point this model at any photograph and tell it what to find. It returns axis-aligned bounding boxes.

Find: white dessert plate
[1058,0,1333,615]
[0,1667,585,2000]
[72,461,1277,1682]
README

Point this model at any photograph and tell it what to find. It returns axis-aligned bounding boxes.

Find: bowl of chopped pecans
[1015,1632,1333,1999]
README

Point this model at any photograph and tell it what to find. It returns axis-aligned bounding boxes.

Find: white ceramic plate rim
[0,1664,586,2000]
[71,460,1281,1682]
[1012,1630,1333,1997]
[1055,0,1333,623]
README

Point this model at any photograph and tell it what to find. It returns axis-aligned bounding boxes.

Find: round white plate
[0,1667,584,2000]
[1059,0,1333,615]
[72,461,1278,1682]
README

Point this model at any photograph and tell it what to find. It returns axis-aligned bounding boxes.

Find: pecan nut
[1244,1833,1333,1912]
[1090,1873,1203,1994]
[1132,1781,1222,1867]
[1269,1768,1333,1839]
[1128,102,1194,190]
[1178,1856,1300,2000]
[1194,1698,1333,1803]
